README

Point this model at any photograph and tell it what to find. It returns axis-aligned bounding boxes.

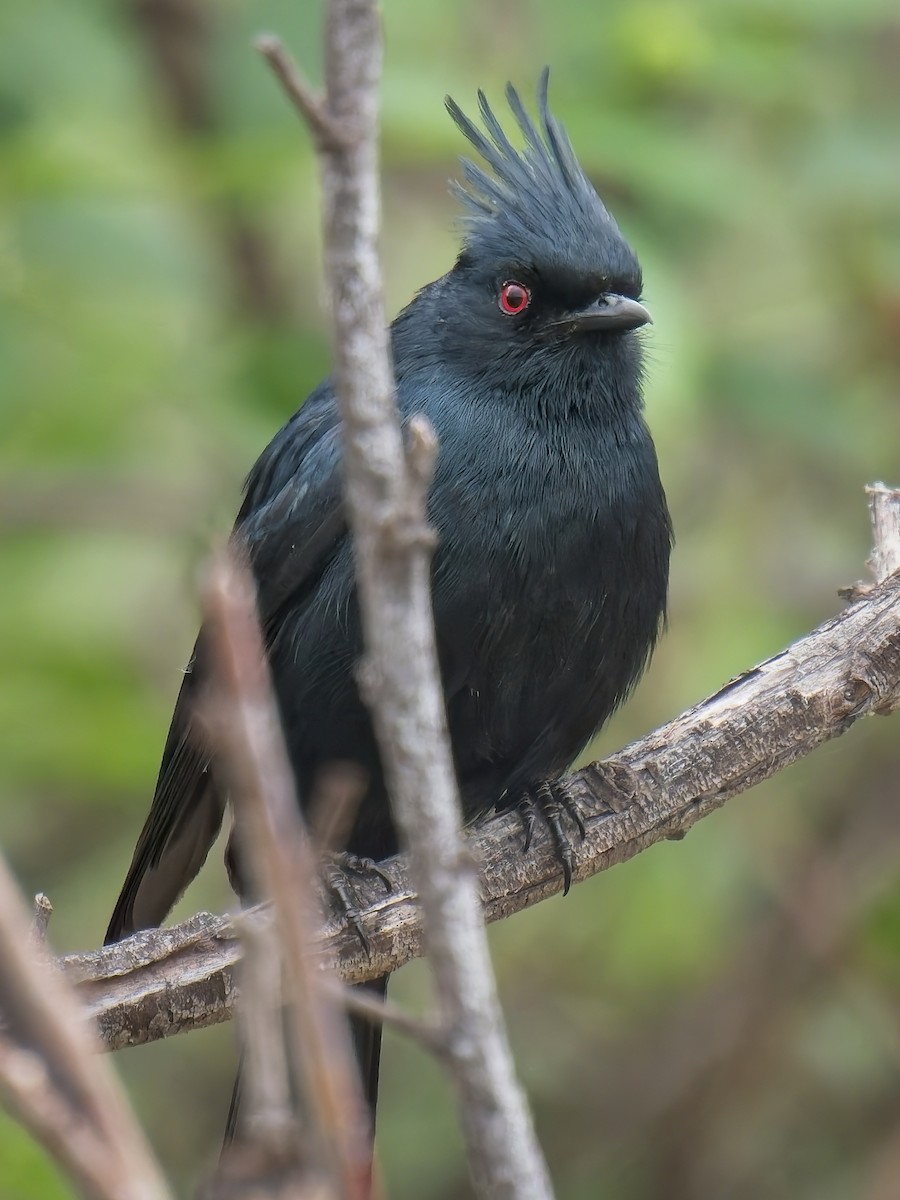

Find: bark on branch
[62,497,900,1048]
[257,10,555,1199]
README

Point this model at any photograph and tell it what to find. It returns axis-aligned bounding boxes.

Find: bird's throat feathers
[393,272,647,426]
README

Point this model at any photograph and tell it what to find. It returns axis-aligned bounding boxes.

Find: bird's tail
[105,637,225,946]
[223,974,388,1142]
[350,975,387,1119]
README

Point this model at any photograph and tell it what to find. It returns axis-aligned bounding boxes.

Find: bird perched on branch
[107,69,671,1129]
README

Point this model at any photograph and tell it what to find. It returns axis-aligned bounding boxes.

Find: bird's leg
[323,852,393,957]
[335,852,393,892]
[516,779,586,896]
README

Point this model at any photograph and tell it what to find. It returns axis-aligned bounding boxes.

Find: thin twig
[231,912,294,1145]
[30,892,53,945]
[839,482,900,600]
[0,1034,128,1200]
[866,482,900,582]
[321,980,448,1061]
[0,853,172,1200]
[129,1,291,322]
[255,35,346,151]
[203,552,372,1200]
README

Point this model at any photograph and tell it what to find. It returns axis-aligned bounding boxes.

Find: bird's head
[437,70,649,405]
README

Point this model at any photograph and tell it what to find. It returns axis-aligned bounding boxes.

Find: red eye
[499,280,531,315]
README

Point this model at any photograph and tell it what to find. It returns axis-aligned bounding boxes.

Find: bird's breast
[431,416,663,654]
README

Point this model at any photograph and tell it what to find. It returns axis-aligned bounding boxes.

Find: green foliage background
[2,0,899,1196]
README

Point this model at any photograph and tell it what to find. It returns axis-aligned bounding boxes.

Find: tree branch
[61,490,900,1050]
[259,12,555,1200]
[130,0,293,323]
[202,552,372,1199]
[867,482,900,585]
[0,853,172,1200]
[255,35,346,151]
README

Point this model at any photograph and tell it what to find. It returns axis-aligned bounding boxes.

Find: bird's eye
[499,281,531,316]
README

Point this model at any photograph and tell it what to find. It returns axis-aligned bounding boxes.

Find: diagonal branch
[61,490,900,1050]
[255,35,347,151]
[0,853,172,1200]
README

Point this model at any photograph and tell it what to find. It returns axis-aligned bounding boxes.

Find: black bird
[106,70,672,1127]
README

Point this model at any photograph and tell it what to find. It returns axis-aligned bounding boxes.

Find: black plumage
[106,69,672,1125]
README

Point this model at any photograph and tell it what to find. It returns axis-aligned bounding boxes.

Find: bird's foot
[516,780,586,896]
[323,852,393,957]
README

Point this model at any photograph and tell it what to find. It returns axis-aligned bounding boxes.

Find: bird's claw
[517,780,586,896]
[337,852,394,893]
[516,794,538,854]
[324,852,393,958]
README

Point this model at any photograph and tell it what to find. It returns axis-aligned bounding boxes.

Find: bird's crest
[444,68,628,273]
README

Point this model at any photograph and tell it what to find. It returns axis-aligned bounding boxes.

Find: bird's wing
[105,656,221,943]
[237,385,345,628]
[106,385,346,943]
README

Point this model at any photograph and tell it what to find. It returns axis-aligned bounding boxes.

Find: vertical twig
[866,483,900,583]
[232,912,294,1145]
[257,11,555,1199]
[129,0,291,322]
[203,552,372,1200]
[30,892,53,945]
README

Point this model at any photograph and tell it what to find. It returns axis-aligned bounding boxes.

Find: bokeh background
[2,0,899,1196]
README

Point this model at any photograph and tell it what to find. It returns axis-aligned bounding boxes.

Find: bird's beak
[553,294,652,334]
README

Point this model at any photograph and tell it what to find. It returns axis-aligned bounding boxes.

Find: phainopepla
[106,69,672,1126]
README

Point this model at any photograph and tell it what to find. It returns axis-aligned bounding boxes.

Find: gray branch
[867,482,900,583]
[0,856,172,1200]
[202,554,373,1199]
[256,9,556,1198]
[62,494,900,1052]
